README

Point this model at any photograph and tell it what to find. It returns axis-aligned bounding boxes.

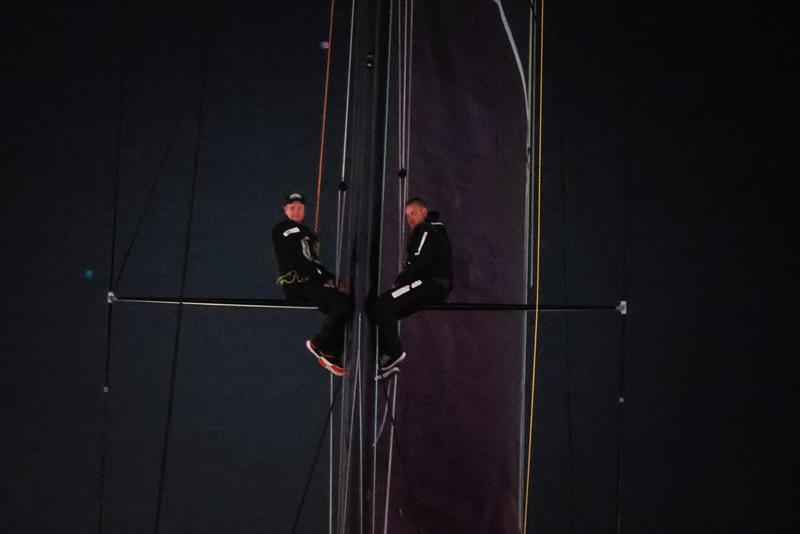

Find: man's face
[284,201,305,223]
[404,203,427,230]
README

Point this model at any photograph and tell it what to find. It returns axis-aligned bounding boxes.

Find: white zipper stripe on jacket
[414,231,428,256]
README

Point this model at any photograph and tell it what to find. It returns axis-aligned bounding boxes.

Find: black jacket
[395,212,453,287]
[271,219,334,284]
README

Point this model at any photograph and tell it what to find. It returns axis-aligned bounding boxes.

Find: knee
[332,294,353,319]
[372,293,392,319]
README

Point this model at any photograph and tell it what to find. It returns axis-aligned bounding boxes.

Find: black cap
[283,192,305,206]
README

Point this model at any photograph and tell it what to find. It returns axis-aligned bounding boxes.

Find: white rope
[329,372,334,534]
[492,0,530,120]
[404,0,415,207]
[382,372,400,534]
[374,0,397,523]
[374,399,391,445]
[335,191,343,279]
[339,0,357,181]
[397,0,405,176]
[396,0,407,271]
[329,5,357,527]
[339,325,361,533]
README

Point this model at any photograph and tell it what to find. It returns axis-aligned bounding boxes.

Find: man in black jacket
[372,197,453,378]
[272,193,352,376]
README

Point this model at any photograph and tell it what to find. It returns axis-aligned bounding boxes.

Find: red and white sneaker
[305,340,345,377]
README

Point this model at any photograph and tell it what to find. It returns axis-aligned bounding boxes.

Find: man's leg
[373,280,447,362]
[304,284,353,356]
[372,290,404,359]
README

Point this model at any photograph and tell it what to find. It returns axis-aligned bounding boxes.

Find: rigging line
[614,80,634,534]
[334,0,356,285]
[97,3,128,532]
[329,373,334,534]
[112,63,202,290]
[403,0,414,202]
[336,329,349,532]
[404,0,413,172]
[396,0,406,272]
[397,0,404,173]
[523,0,544,532]
[614,315,628,534]
[491,0,530,120]
[403,0,411,172]
[339,349,362,533]
[339,0,357,181]
[374,0,397,526]
[152,11,217,534]
[563,317,577,534]
[336,320,359,533]
[378,375,423,534]
[399,0,413,269]
[335,190,346,280]
[517,2,534,527]
[291,378,345,534]
[358,329,365,534]
[110,295,620,312]
[314,0,337,234]
[382,373,398,534]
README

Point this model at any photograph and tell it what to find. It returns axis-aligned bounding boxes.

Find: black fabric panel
[379,0,529,303]
[372,1,531,532]
[374,311,526,534]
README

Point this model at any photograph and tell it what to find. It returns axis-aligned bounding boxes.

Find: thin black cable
[378,377,423,534]
[110,295,619,312]
[291,378,345,534]
[614,76,634,534]
[97,2,127,532]
[614,315,628,534]
[111,42,208,290]
[563,315,576,534]
[151,11,217,534]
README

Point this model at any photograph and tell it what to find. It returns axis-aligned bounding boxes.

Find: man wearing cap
[372,197,453,379]
[272,193,352,376]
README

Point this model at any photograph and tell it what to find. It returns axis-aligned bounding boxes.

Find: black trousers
[284,282,353,356]
[372,278,449,358]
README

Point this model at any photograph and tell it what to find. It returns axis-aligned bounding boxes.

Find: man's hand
[324,278,349,295]
[337,280,349,295]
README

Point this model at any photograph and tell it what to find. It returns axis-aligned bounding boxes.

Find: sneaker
[375,366,400,381]
[305,340,345,377]
[378,351,406,375]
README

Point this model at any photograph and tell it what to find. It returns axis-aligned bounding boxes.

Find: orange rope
[314,0,336,233]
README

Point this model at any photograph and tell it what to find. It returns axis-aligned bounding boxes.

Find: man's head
[283,192,305,223]
[404,197,428,230]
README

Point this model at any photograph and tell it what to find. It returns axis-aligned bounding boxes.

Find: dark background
[1,1,797,534]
